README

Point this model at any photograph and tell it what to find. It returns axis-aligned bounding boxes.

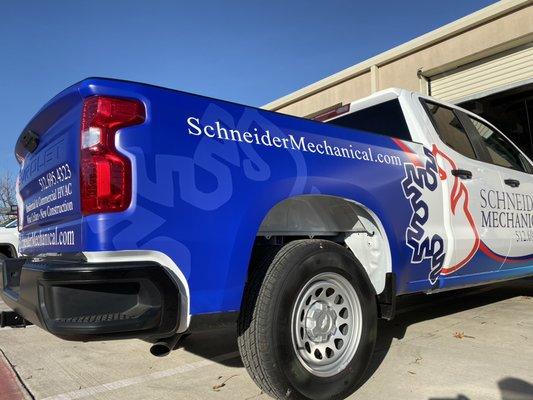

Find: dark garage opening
[460,84,533,159]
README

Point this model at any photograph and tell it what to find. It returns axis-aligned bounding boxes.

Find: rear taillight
[80,96,145,215]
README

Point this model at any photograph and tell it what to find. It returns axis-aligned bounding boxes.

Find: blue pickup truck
[2,78,532,399]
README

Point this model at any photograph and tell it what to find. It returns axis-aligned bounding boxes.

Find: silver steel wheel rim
[291,272,363,377]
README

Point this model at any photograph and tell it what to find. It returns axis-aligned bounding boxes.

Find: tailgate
[16,87,83,255]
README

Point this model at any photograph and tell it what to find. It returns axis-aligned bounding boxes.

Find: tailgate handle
[21,130,40,153]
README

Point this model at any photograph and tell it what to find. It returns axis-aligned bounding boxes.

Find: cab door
[418,100,510,286]
[460,114,533,269]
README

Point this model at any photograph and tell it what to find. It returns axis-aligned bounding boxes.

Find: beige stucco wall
[271,2,533,117]
[378,5,533,91]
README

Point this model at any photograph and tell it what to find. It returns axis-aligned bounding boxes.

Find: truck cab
[324,89,533,290]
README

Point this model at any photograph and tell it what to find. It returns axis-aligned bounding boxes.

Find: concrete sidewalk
[0,278,532,400]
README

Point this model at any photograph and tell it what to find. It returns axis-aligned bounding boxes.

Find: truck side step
[0,311,31,328]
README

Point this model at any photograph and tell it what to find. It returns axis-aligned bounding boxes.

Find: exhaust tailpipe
[150,334,182,357]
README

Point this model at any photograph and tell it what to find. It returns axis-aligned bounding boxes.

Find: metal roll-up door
[430,44,533,103]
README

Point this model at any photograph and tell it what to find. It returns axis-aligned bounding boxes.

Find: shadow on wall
[428,377,533,400]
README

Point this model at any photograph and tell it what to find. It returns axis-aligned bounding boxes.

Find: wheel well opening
[250,195,392,295]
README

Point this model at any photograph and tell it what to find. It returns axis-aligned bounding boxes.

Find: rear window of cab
[326,100,412,141]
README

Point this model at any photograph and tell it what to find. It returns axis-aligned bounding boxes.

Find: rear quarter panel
[70,79,435,315]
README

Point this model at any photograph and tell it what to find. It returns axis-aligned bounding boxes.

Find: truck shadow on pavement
[180,326,243,368]
[178,277,533,393]
[362,277,533,398]
[427,377,533,400]
[497,378,533,400]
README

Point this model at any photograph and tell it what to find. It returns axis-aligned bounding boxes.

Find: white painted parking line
[41,351,240,400]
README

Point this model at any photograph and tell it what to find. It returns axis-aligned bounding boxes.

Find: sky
[0,0,496,175]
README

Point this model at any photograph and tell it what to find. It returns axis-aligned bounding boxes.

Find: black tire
[238,239,377,400]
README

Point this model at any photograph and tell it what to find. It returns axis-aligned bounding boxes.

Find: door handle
[504,178,520,188]
[451,169,472,180]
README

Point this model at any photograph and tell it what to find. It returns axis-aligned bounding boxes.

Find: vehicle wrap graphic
[399,140,532,285]
[432,145,480,275]
[15,78,533,314]
[401,147,445,286]
[18,104,83,254]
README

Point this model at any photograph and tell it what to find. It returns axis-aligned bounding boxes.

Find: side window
[423,101,477,159]
[466,116,530,173]
[326,100,412,141]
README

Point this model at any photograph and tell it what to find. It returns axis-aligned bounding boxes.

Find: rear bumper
[0,257,180,341]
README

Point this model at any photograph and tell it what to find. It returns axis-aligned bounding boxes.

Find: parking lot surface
[1,278,532,400]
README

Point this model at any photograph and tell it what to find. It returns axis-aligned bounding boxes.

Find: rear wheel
[238,239,377,400]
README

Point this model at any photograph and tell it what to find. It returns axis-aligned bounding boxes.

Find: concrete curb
[0,349,32,400]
